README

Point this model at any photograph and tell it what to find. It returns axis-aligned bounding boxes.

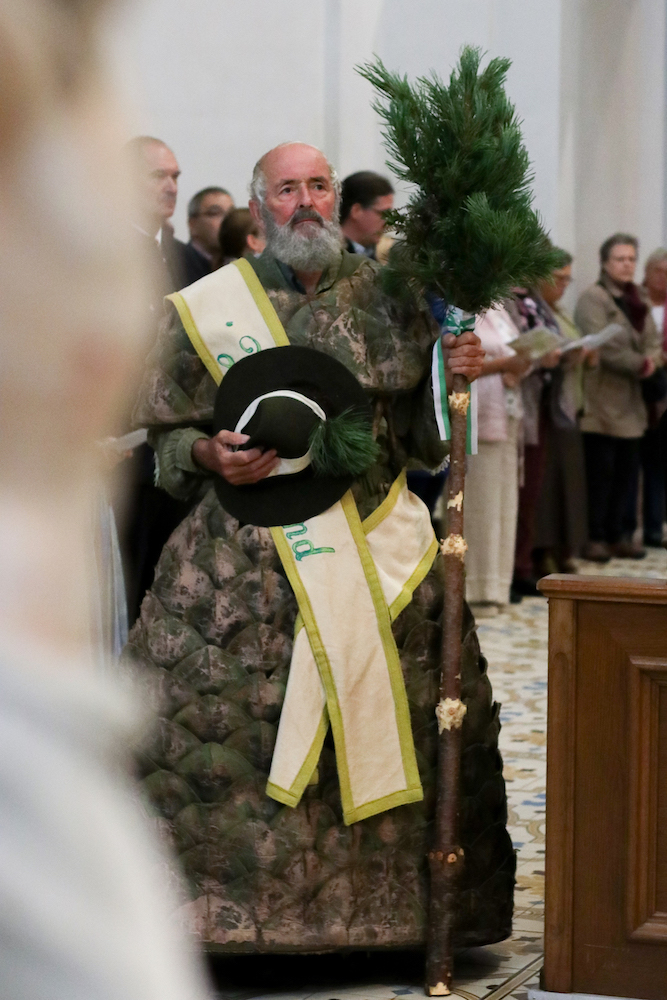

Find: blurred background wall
[107,0,667,304]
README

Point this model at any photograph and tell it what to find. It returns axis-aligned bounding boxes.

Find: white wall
[106,0,667,295]
[107,0,329,235]
[558,0,667,301]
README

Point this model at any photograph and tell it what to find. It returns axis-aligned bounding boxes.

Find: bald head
[249,143,342,274]
[127,136,180,233]
[249,143,339,208]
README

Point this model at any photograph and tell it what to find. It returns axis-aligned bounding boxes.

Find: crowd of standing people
[119,134,667,628]
[465,233,667,617]
[117,137,407,630]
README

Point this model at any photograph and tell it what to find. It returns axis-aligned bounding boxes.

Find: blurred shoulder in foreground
[0,2,210,997]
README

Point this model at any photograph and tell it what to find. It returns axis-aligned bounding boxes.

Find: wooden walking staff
[359,48,561,995]
[427,315,474,997]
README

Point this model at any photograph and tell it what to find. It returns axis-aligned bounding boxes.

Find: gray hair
[249,142,341,209]
[644,247,667,270]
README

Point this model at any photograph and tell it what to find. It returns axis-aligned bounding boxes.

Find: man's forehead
[202,191,232,205]
[263,144,332,187]
[143,141,179,172]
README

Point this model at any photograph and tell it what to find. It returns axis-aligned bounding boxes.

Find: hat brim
[212,346,371,527]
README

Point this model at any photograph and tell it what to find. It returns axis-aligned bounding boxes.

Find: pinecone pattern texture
[124,487,515,953]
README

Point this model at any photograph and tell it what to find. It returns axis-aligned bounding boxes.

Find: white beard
[262,206,342,271]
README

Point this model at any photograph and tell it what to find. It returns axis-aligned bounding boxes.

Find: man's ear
[349,202,364,222]
[249,200,262,227]
[246,232,265,256]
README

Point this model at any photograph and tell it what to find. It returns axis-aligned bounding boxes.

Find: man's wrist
[190,436,210,470]
[169,429,209,473]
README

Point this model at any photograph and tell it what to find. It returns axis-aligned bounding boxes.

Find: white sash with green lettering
[168,259,438,824]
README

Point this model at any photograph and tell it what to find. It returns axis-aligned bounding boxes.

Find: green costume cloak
[124,249,515,952]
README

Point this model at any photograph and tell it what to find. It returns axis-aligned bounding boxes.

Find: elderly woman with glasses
[531,251,594,574]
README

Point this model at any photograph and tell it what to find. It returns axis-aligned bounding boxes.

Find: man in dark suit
[186,187,235,277]
[126,135,197,293]
[119,136,196,624]
[340,171,394,260]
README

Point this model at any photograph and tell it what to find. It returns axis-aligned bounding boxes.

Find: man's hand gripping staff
[193,333,484,487]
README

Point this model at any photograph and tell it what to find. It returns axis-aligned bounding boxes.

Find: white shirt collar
[132,222,162,245]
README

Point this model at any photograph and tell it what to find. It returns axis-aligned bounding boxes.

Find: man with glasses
[186,186,235,277]
[339,170,394,260]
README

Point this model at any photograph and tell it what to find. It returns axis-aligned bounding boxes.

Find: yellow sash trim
[340,491,423,819]
[362,469,406,534]
[266,706,329,807]
[268,476,437,824]
[278,471,437,662]
[364,469,439,621]
[166,291,224,385]
[232,257,290,347]
[169,259,436,825]
[165,258,288,386]
[270,493,423,825]
[390,536,439,621]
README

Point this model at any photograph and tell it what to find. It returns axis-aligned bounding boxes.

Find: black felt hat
[212,345,376,527]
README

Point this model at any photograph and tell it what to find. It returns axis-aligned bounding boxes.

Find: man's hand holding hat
[192,430,279,485]
[193,333,484,489]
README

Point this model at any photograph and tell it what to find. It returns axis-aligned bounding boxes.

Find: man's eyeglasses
[193,207,227,219]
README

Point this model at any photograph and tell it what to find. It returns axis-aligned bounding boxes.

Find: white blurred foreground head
[0,3,210,999]
[0,0,147,655]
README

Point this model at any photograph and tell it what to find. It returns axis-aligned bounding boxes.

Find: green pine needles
[309,410,380,478]
[358,47,561,313]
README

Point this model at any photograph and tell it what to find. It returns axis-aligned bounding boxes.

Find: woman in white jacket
[465,305,531,615]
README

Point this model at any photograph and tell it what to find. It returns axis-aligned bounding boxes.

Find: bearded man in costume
[125,142,515,952]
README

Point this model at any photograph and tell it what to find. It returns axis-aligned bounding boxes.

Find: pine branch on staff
[359,46,557,998]
[358,47,561,311]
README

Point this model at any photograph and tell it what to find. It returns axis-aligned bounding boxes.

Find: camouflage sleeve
[357,264,448,468]
[389,374,450,470]
[133,303,218,500]
[132,305,217,429]
[150,426,212,502]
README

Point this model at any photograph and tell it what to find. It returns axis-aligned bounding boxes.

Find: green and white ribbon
[431,305,478,455]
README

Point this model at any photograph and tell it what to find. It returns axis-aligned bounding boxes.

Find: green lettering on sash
[284,524,307,539]
[217,353,234,368]
[240,335,262,354]
[292,540,336,561]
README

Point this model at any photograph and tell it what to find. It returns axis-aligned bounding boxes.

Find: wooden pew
[537,575,667,1000]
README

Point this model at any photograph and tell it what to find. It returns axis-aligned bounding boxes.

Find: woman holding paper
[575,234,663,561]
[505,286,563,595]
[465,305,531,614]
[532,253,592,573]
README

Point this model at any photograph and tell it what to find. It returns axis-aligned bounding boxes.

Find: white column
[559,0,667,298]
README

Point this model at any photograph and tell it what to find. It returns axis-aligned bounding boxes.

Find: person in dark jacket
[120,136,198,624]
[126,135,199,290]
[340,171,394,259]
[186,186,235,276]
[575,233,662,560]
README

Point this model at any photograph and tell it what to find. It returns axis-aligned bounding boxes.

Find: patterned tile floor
[211,546,667,1000]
